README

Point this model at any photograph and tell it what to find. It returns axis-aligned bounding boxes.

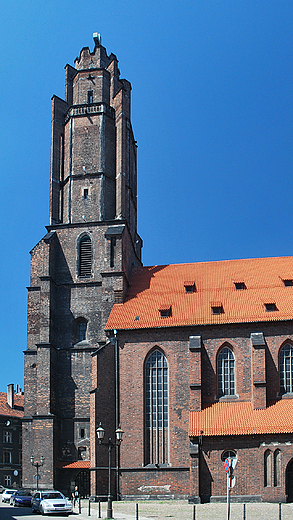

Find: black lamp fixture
[96,423,124,519]
[30,455,45,491]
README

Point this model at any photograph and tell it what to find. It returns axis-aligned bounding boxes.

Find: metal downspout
[114,330,120,499]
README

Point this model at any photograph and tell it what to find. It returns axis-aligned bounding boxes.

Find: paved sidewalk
[74,499,293,520]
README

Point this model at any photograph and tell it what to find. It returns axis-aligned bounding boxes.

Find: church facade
[23,36,293,503]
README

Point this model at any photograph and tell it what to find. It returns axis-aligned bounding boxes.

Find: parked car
[2,489,16,503]
[10,490,32,507]
[31,490,73,516]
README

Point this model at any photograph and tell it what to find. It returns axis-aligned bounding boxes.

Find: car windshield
[42,492,63,500]
[6,491,15,494]
[17,491,32,496]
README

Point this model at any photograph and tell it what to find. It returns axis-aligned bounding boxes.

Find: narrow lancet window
[280,344,293,394]
[145,350,169,466]
[218,346,235,397]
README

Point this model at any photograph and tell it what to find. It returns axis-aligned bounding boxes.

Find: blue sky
[0,0,293,391]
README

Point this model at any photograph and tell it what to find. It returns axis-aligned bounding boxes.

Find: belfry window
[78,235,92,277]
[280,344,293,394]
[87,90,93,104]
[78,321,87,342]
[145,350,169,466]
[218,346,235,397]
[73,318,88,344]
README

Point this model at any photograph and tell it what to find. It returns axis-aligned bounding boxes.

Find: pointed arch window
[73,318,88,344]
[274,449,281,487]
[78,235,92,277]
[145,350,169,466]
[78,321,87,342]
[280,344,293,394]
[218,346,235,397]
[264,449,272,487]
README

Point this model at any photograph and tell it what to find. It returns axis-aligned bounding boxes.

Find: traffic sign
[229,475,236,489]
[231,457,238,469]
[224,458,230,472]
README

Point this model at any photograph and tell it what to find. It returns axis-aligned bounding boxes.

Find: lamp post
[30,455,44,491]
[96,423,124,520]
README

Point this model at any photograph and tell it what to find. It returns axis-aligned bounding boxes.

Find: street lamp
[30,455,44,491]
[96,423,124,519]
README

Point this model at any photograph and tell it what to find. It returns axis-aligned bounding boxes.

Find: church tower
[23,35,142,493]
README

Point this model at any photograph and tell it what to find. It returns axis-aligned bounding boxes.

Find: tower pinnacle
[93,32,101,46]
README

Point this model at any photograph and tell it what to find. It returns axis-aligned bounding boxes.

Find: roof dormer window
[159,306,172,318]
[234,281,246,290]
[283,279,293,287]
[184,281,196,293]
[211,302,224,315]
[264,302,278,312]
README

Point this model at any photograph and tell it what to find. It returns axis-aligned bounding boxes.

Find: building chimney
[7,384,14,409]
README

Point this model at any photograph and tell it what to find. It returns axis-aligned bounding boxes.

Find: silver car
[2,489,16,503]
[31,491,72,516]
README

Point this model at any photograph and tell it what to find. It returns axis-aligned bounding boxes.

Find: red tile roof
[56,461,90,469]
[189,399,293,437]
[0,392,24,418]
[106,256,293,330]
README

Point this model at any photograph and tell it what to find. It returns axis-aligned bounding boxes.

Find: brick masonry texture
[23,35,293,504]
[23,37,142,496]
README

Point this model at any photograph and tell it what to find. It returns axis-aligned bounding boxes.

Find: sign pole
[225,458,230,520]
[226,469,229,520]
[224,456,238,520]
[227,468,231,520]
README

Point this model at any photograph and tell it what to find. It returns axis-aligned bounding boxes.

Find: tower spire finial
[93,32,101,46]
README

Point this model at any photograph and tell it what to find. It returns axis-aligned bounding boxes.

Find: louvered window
[79,236,92,277]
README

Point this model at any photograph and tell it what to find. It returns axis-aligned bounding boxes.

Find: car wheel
[40,506,45,516]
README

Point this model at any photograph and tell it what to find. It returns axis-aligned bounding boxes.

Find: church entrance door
[75,470,90,498]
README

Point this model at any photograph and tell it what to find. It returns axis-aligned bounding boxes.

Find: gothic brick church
[23,35,293,503]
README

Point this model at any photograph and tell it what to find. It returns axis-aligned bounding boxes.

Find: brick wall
[117,322,293,500]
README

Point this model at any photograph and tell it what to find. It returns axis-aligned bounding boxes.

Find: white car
[2,489,16,503]
[31,490,72,516]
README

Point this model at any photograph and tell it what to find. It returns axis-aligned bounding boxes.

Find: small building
[0,384,23,489]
